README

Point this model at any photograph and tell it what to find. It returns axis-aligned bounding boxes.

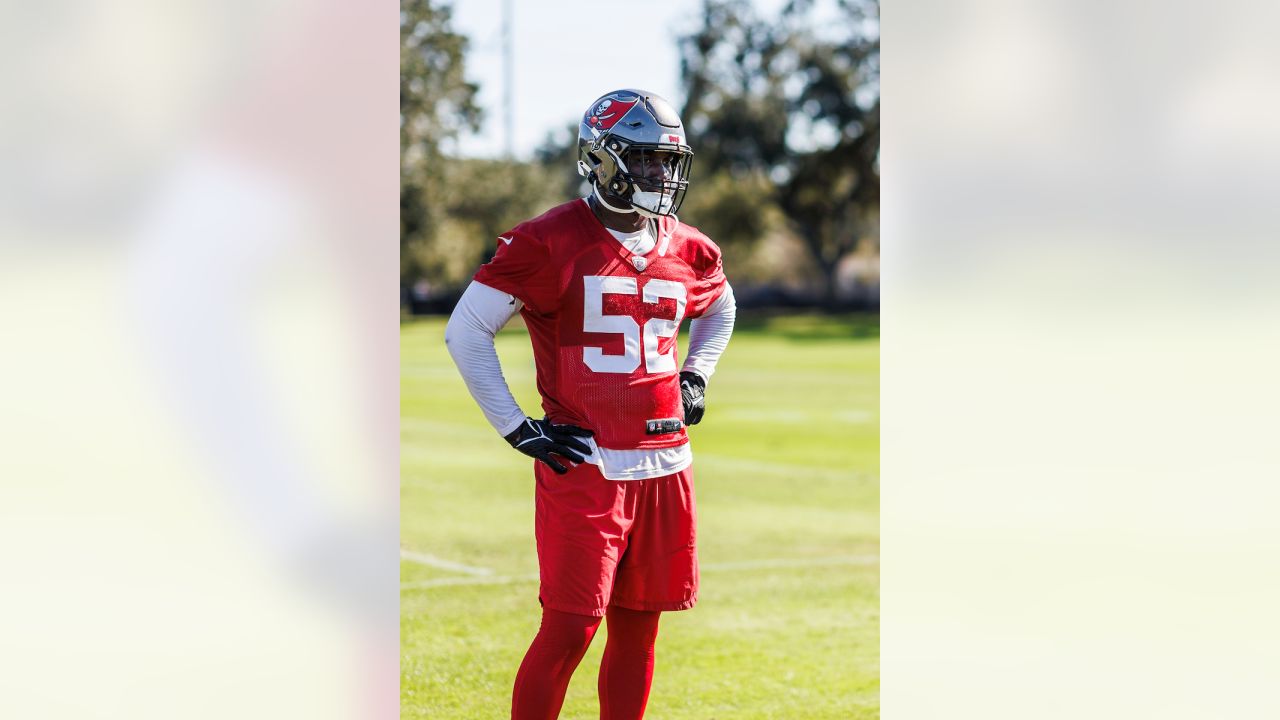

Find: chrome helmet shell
[577,89,693,218]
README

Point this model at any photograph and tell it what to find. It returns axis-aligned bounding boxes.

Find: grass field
[402,313,879,718]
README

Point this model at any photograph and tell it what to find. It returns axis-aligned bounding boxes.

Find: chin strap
[592,183,637,214]
[589,192,677,248]
[593,181,678,221]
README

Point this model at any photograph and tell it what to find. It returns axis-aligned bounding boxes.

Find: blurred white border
[883,1,1280,717]
[0,2,398,718]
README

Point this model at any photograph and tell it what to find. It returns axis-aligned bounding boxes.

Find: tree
[401,0,481,284]
[678,0,879,303]
[428,157,573,290]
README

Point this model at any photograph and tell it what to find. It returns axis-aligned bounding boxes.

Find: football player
[445,89,735,720]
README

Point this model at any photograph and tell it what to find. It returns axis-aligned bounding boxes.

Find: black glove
[680,371,706,426]
[504,417,594,475]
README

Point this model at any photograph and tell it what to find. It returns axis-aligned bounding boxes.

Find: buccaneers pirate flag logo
[586,95,640,130]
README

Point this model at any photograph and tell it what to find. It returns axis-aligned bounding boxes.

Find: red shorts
[533,460,698,617]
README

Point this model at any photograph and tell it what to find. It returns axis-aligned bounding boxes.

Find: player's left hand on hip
[504,417,594,475]
[680,371,706,426]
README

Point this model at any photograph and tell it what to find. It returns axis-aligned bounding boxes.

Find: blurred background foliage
[401,0,879,312]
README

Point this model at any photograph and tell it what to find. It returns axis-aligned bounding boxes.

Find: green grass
[402,312,879,718]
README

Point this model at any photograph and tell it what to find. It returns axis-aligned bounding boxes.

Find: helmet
[577,89,693,218]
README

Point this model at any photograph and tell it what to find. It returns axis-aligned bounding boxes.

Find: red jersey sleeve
[685,236,727,318]
[472,230,558,314]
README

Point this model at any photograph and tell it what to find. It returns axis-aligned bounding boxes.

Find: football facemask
[618,148,691,217]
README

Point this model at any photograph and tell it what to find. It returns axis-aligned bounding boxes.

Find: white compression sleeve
[682,282,737,383]
[443,281,529,437]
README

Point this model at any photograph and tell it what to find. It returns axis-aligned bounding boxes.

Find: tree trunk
[818,258,840,307]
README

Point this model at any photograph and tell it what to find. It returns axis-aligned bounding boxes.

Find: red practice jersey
[473,199,727,451]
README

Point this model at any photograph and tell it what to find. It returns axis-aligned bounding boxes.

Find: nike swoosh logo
[500,236,513,245]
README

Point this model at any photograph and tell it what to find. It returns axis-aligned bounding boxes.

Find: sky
[449,0,785,160]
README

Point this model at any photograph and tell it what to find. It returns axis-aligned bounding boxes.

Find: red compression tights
[598,606,662,720]
[510,606,662,720]
[512,609,601,720]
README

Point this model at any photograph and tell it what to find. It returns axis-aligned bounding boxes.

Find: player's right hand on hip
[504,417,594,475]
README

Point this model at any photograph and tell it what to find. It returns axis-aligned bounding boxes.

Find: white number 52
[583,275,687,374]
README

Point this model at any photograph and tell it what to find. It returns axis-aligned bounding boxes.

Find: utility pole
[502,0,514,159]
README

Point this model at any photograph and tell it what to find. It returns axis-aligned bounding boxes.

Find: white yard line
[701,554,878,572]
[402,572,540,590]
[694,453,870,481]
[400,554,877,591]
[400,549,494,576]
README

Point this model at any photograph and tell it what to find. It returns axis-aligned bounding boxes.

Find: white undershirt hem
[578,439,693,481]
